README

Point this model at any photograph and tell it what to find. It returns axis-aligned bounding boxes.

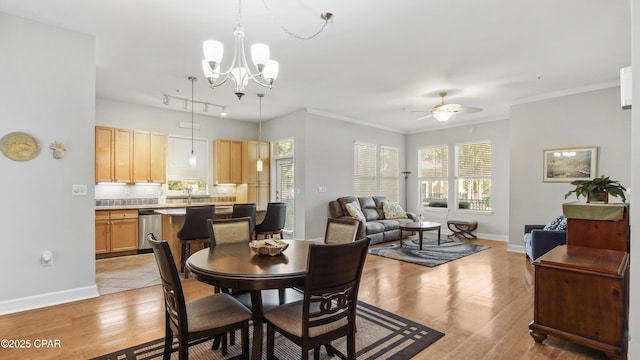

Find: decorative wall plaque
[1,132,41,161]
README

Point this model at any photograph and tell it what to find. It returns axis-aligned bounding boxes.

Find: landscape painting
[543,147,597,182]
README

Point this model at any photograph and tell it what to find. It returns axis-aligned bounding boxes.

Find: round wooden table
[399,221,442,249]
[186,240,317,360]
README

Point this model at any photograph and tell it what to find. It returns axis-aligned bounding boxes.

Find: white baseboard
[507,244,526,254]
[0,285,99,315]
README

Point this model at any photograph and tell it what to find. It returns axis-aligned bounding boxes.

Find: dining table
[186,239,317,360]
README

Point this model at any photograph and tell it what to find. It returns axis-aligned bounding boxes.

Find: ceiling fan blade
[415,113,433,121]
[458,106,483,114]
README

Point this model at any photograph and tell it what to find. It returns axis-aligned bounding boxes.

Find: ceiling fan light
[433,111,454,123]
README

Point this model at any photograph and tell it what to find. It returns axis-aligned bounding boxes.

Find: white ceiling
[0,0,631,133]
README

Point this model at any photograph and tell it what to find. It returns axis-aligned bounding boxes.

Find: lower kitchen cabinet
[95,210,139,255]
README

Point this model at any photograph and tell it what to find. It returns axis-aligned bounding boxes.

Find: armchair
[523,224,566,261]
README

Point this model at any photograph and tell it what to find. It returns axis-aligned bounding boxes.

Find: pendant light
[188,76,197,168]
[256,93,264,172]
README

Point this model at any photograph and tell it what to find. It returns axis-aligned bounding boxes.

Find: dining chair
[208,217,252,246]
[263,238,371,360]
[324,217,362,244]
[231,203,257,237]
[177,205,216,278]
[254,202,286,240]
[147,233,251,360]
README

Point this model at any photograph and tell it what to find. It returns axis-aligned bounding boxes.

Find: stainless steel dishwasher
[138,209,162,251]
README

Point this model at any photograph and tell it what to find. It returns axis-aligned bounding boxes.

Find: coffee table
[399,221,441,249]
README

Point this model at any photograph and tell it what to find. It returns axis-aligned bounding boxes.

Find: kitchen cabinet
[133,130,167,183]
[95,126,132,183]
[242,140,270,208]
[95,210,139,255]
[213,139,242,184]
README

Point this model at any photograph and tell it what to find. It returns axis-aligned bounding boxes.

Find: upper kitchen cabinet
[242,140,270,184]
[95,126,132,183]
[133,130,167,183]
[213,139,242,184]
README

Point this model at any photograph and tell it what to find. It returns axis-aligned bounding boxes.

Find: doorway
[275,158,294,237]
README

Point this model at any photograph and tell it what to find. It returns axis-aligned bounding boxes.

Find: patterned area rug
[369,238,489,267]
[91,301,443,360]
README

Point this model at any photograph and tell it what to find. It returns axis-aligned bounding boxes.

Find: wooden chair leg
[267,324,275,360]
[163,316,173,360]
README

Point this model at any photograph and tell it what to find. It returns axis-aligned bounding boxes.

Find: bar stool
[231,203,257,238]
[254,202,286,240]
[177,205,215,278]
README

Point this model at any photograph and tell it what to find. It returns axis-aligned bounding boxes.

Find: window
[418,145,448,208]
[353,143,399,202]
[456,141,492,211]
[166,136,209,195]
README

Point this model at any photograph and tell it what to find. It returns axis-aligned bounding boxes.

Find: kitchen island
[155,206,266,270]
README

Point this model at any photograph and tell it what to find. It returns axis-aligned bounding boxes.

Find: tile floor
[95,253,163,295]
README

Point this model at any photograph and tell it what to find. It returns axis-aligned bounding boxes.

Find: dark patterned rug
[369,238,489,267]
[91,301,443,360]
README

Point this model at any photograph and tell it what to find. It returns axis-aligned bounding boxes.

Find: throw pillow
[382,201,408,219]
[345,201,365,222]
[543,216,567,231]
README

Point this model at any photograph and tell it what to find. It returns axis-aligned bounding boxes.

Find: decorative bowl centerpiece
[249,239,289,256]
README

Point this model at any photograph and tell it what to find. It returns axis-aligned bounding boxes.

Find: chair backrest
[177,205,216,240]
[324,217,362,244]
[208,217,252,246]
[257,202,286,231]
[302,238,371,337]
[232,203,257,231]
[147,233,188,336]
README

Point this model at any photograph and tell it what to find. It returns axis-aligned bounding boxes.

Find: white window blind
[353,142,399,202]
[379,146,399,202]
[418,145,449,207]
[455,141,492,211]
[419,146,448,177]
[457,142,492,177]
[354,143,377,196]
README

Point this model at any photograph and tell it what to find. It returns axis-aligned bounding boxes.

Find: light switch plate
[72,184,87,196]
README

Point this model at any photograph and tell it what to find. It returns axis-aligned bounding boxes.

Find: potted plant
[564,175,627,203]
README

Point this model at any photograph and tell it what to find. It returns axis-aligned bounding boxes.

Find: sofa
[328,196,416,245]
[523,217,567,261]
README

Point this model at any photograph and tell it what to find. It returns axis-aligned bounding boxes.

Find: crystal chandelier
[201,0,279,100]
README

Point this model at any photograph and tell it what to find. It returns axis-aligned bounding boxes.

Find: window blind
[419,146,448,178]
[457,142,492,177]
[353,143,377,196]
[379,146,399,202]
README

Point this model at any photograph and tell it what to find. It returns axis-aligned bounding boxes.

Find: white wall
[262,110,307,238]
[508,87,631,253]
[0,13,97,313]
[303,112,407,239]
[627,0,639,357]
[406,120,510,241]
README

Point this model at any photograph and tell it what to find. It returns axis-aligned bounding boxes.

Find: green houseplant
[564,175,627,203]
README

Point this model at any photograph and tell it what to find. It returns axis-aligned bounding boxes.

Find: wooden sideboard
[530,245,629,359]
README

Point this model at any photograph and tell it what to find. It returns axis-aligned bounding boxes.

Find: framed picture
[543,147,597,182]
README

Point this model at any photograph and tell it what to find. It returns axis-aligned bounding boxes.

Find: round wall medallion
[1,132,41,161]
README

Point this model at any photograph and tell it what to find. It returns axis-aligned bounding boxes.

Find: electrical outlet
[318,186,327,193]
[72,184,87,196]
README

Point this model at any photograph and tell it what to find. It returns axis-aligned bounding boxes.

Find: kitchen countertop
[95,202,234,211]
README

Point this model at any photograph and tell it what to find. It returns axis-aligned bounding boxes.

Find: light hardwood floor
[0,239,607,359]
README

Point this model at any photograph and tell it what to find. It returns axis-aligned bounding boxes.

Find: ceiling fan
[414,92,482,123]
